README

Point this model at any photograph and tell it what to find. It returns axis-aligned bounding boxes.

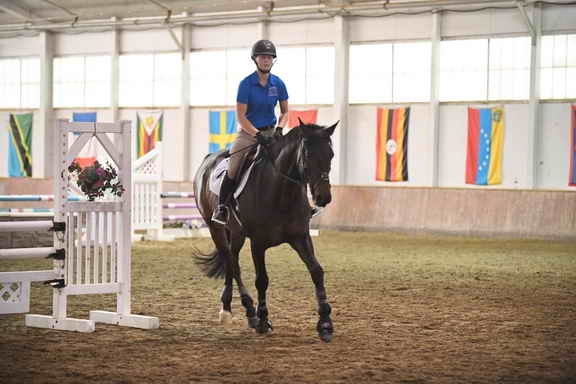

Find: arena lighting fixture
[0,0,556,33]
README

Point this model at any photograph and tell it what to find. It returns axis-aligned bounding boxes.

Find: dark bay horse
[193,120,338,342]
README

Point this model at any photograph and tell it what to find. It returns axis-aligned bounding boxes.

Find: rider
[212,39,289,225]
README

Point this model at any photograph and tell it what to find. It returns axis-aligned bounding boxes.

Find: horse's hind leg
[230,234,257,329]
[289,235,334,342]
[251,241,273,334]
[207,225,235,326]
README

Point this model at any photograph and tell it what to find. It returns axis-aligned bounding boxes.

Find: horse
[193,119,338,342]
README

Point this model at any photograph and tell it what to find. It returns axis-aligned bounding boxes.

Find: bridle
[267,136,331,194]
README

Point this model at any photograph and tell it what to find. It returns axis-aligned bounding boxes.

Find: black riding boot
[212,174,235,225]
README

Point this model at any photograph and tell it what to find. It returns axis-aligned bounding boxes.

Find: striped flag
[376,107,410,182]
[570,105,576,186]
[72,112,98,167]
[209,110,237,153]
[466,106,504,185]
[137,111,163,158]
[8,113,33,177]
[288,110,318,129]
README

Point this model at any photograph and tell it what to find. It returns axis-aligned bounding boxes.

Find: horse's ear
[298,117,304,126]
[323,121,339,137]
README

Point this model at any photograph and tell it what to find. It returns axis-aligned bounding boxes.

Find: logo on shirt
[268,86,278,97]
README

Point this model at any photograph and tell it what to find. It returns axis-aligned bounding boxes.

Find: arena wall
[1,178,574,240]
[314,185,576,240]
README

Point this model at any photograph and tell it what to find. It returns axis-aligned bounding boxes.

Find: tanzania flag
[137,111,163,158]
[570,105,576,186]
[209,110,237,153]
[466,107,504,185]
[72,112,98,167]
[8,113,33,177]
[376,107,410,182]
[288,110,318,129]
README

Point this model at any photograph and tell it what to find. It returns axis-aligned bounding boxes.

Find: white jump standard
[0,119,159,332]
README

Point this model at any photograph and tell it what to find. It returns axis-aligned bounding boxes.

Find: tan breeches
[227,129,257,181]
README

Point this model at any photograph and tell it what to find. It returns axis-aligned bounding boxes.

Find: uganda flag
[209,110,237,153]
[137,111,163,158]
[8,113,33,177]
[376,107,410,182]
[570,105,576,187]
[466,107,504,185]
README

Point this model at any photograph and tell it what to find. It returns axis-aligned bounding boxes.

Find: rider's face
[255,55,274,73]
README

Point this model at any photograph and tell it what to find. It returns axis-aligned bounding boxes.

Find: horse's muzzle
[313,184,332,207]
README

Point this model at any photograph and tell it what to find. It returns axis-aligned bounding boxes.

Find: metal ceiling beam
[0,0,556,33]
[37,0,77,17]
[0,0,38,21]
[146,0,172,12]
[515,0,536,40]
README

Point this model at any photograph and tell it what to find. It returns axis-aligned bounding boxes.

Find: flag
[137,111,163,158]
[466,106,504,185]
[8,113,33,177]
[72,112,98,168]
[288,110,318,129]
[376,107,410,182]
[570,105,576,186]
[209,110,237,153]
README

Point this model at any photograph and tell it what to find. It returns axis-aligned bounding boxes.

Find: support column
[526,4,542,189]
[429,11,441,187]
[333,15,349,185]
[38,31,53,178]
[180,24,192,181]
[257,5,270,39]
[110,18,120,123]
[258,20,269,39]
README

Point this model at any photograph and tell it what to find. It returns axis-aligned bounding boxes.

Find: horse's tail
[192,247,226,279]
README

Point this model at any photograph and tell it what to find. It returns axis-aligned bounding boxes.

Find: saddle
[209,145,263,200]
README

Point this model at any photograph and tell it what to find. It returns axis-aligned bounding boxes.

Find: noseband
[263,136,331,192]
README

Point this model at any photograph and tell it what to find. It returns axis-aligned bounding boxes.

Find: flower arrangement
[68,160,125,201]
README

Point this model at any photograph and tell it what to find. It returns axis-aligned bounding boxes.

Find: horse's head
[298,118,338,207]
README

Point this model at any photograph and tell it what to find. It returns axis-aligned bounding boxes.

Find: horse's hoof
[219,310,233,327]
[319,331,333,342]
[255,319,273,334]
[247,316,258,329]
[317,321,333,342]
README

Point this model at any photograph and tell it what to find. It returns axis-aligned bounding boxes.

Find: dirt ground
[1,230,575,384]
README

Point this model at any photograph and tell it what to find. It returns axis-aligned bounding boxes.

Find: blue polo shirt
[237,71,288,130]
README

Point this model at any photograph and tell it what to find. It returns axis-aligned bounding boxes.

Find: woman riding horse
[194,119,338,342]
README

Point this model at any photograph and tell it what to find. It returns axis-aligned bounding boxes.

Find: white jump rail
[0,220,61,314]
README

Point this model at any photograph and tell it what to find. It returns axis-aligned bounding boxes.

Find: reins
[261,141,305,185]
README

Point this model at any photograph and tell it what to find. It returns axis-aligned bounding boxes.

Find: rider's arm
[277,99,289,129]
[236,102,259,137]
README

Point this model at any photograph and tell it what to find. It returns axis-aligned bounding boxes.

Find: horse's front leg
[230,234,257,329]
[251,241,273,334]
[289,235,334,342]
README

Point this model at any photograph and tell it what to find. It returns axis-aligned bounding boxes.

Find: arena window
[349,41,431,104]
[54,55,111,108]
[540,34,576,99]
[272,45,335,105]
[488,36,531,101]
[0,57,39,109]
[119,52,180,107]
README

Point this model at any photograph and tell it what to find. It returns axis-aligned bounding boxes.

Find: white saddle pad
[209,147,260,199]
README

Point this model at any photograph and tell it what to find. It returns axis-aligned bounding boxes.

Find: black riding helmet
[251,39,277,59]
